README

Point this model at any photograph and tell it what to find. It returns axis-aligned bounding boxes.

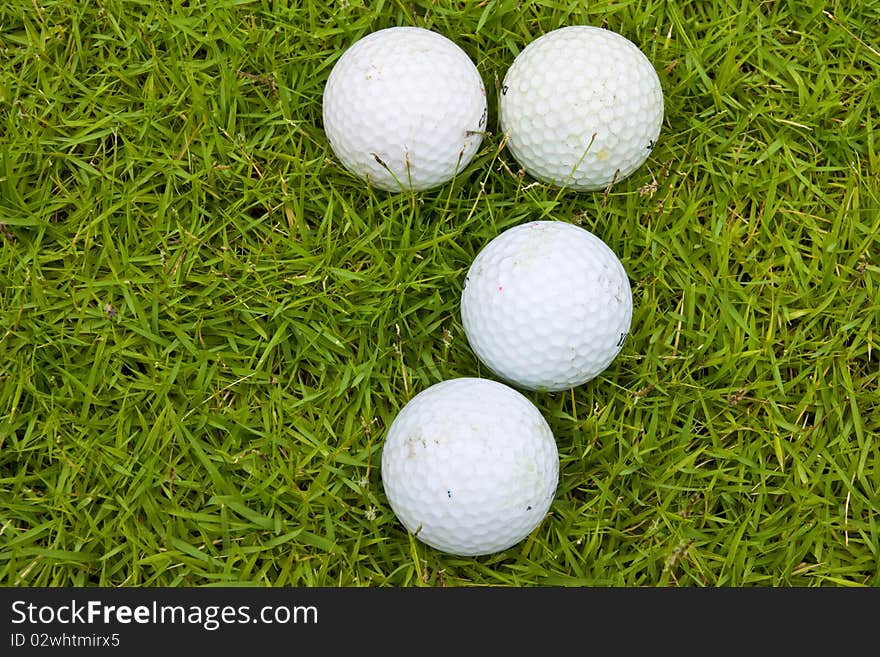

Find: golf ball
[380,377,559,557]
[461,221,633,392]
[499,25,663,191]
[322,26,488,192]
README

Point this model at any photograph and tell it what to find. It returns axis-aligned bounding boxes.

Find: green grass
[1,0,878,587]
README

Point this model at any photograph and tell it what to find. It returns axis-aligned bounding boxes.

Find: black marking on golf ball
[646,139,655,150]
[447,490,452,499]
[527,505,532,511]
[478,106,488,128]
[501,84,509,95]
[617,332,628,348]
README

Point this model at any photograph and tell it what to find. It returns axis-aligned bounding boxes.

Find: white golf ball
[461,221,633,392]
[322,26,488,192]
[499,25,664,191]
[380,377,558,557]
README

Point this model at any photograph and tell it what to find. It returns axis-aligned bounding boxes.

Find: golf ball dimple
[322,26,487,192]
[500,26,663,191]
[461,221,633,392]
[380,377,559,557]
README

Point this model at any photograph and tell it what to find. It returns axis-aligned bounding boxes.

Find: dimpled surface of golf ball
[380,378,558,556]
[500,26,663,191]
[322,26,487,192]
[461,221,633,392]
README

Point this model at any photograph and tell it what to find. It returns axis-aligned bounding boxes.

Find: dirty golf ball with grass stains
[461,221,633,392]
[499,25,663,191]
[380,378,559,556]
[322,26,488,192]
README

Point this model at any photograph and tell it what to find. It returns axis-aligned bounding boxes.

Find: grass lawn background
[1,0,878,586]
